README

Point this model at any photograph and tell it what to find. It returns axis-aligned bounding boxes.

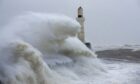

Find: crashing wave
[0,12,102,84]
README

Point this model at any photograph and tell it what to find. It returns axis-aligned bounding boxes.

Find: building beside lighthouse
[76,6,92,49]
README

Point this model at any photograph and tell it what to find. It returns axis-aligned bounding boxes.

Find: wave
[0,12,104,84]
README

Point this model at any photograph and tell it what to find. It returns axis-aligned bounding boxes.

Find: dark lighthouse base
[85,42,92,49]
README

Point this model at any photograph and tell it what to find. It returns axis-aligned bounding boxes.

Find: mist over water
[0,12,140,84]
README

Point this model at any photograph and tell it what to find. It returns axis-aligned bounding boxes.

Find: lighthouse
[76,6,92,49]
[76,6,85,43]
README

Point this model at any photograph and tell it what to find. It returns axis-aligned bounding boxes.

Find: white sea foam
[0,12,101,84]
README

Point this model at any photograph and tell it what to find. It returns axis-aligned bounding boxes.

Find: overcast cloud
[0,0,140,46]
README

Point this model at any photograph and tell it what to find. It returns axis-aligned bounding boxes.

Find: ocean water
[0,12,139,84]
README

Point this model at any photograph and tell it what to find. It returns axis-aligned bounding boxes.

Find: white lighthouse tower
[76,6,85,43]
[76,6,92,49]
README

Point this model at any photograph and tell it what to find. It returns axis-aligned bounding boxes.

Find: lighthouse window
[78,15,82,17]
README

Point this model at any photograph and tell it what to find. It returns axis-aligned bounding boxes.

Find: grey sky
[0,0,140,46]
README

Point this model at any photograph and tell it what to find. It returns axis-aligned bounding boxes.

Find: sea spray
[0,40,84,84]
[0,12,81,54]
[0,12,105,84]
[59,37,97,57]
